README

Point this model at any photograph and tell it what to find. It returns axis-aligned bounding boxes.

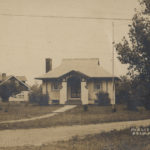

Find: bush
[143,94,150,110]
[96,91,110,106]
[126,99,138,111]
[115,76,131,104]
[38,94,49,106]
[29,83,49,106]
[29,92,49,106]
[115,76,148,110]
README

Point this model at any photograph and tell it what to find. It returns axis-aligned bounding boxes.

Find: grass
[0,104,150,130]
[1,127,150,150]
[0,102,61,122]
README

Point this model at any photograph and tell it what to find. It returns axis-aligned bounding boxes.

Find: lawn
[0,102,61,122]
[1,127,150,150]
[0,104,150,130]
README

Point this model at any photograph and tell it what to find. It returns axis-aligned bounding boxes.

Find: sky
[0,0,139,85]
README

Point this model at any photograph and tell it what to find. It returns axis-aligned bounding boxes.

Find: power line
[0,13,132,21]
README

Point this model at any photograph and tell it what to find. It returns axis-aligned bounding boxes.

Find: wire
[0,13,132,21]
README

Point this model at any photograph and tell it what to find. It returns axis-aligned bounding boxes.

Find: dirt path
[0,105,76,124]
[0,119,150,147]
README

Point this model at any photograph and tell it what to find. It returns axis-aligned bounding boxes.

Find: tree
[29,83,49,105]
[116,76,147,110]
[116,6,150,80]
[0,79,27,101]
[115,76,131,104]
[115,0,150,109]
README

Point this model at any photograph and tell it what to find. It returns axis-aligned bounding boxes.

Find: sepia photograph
[0,0,150,149]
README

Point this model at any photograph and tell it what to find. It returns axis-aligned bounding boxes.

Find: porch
[59,71,88,105]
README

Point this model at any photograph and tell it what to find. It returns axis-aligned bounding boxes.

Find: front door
[68,77,81,99]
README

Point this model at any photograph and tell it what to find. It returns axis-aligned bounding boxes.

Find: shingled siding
[42,81,60,102]
[87,80,114,104]
[42,79,114,104]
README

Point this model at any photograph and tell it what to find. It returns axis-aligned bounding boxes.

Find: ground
[0,128,150,150]
[0,102,61,122]
[0,104,150,149]
[0,104,150,130]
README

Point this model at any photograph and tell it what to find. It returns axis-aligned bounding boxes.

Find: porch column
[60,80,67,104]
[81,80,88,105]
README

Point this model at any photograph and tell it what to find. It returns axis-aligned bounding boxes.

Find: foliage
[38,94,49,106]
[96,91,110,106]
[115,0,150,109]
[29,83,42,103]
[115,76,131,104]
[0,78,27,101]
[140,0,150,14]
[116,76,150,110]
[115,1,150,81]
[29,83,49,106]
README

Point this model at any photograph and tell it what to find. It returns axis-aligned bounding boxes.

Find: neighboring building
[0,73,30,102]
[9,91,29,102]
[36,58,117,105]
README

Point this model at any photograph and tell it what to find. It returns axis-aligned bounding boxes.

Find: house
[36,58,117,105]
[0,73,30,102]
[9,91,29,102]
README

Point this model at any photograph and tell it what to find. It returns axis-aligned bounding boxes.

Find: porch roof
[36,58,117,80]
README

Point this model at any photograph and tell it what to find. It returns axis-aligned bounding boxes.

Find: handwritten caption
[131,127,150,135]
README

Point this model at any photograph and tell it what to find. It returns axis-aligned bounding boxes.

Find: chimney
[46,58,52,73]
[2,73,6,81]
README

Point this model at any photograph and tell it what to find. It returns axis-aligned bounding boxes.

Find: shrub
[96,91,110,106]
[29,83,49,106]
[29,92,49,106]
[126,99,138,111]
[115,76,131,104]
[143,94,150,110]
[38,94,49,106]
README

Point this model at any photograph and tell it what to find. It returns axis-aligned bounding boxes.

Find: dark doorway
[68,77,81,98]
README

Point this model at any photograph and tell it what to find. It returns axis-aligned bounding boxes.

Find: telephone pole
[112,22,116,112]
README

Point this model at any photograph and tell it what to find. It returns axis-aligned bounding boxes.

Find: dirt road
[0,119,150,147]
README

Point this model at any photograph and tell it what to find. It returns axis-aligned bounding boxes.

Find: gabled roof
[36,58,116,80]
[0,75,30,90]
[0,75,27,82]
[16,76,27,82]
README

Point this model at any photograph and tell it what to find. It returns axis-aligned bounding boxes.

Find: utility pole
[112,22,116,112]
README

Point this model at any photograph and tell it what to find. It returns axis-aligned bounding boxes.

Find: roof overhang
[35,70,90,80]
[0,75,30,90]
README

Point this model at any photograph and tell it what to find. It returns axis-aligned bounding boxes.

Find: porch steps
[66,100,82,105]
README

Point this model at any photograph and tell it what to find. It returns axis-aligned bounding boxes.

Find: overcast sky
[0,0,139,85]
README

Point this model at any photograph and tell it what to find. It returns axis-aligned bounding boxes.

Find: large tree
[0,79,27,101]
[116,0,150,81]
[115,0,150,109]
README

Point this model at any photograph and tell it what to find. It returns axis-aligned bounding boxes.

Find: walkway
[0,119,150,147]
[0,105,76,124]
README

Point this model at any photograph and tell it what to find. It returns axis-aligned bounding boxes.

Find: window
[94,82,102,90]
[52,82,59,90]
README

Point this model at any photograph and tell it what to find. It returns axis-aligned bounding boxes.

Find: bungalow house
[36,58,117,105]
[0,73,30,102]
